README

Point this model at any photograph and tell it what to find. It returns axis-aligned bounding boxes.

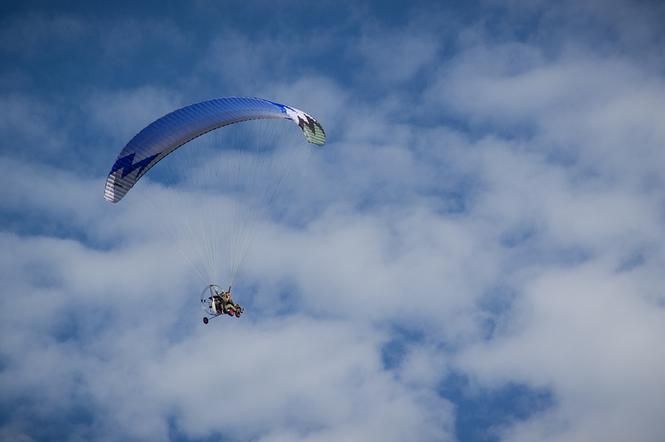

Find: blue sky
[2,1,665,441]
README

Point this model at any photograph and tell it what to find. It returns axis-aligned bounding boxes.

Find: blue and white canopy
[104,96,326,203]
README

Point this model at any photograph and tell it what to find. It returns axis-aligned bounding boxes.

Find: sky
[1,0,665,441]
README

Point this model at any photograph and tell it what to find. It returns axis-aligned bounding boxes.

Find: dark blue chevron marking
[110,153,159,178]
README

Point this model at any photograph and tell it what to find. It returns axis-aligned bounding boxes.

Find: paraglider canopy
[104,96,325,203]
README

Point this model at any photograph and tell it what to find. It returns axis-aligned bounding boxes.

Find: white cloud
[0,95,67,157]
[456,261,665,441]
[0,227,454,440]
[356,29,440,85]
[85,87,185,146]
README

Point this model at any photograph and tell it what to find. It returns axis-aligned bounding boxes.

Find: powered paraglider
[104,97,326,321]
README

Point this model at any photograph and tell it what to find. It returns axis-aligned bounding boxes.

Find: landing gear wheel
[235,310,241,318]
[203,317,209,325]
